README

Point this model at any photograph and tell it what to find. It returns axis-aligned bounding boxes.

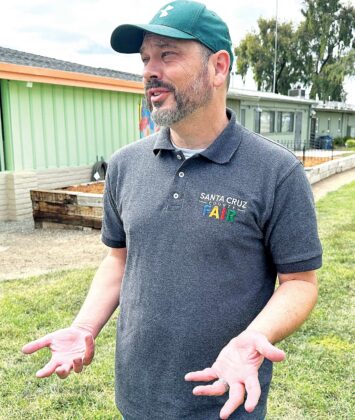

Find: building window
[327,118,331,132]
[240,109,246,127]
[276,112,294,133]
[260,111,275,133]
[338,118,341,132]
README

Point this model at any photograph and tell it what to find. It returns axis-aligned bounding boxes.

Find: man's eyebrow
[139,42,179,54]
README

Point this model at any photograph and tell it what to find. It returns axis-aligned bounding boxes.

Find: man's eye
[141,57,149,64]
[162,51,175,59]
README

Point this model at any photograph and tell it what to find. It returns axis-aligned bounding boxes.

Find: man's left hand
[184,330,285,419]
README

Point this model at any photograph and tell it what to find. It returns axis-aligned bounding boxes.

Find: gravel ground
[1,168,354,282]
[0,219,107,281]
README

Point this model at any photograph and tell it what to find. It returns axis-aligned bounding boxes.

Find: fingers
[193,379,229,397]
[244,375,261,413]
[256,335,286,362]
[83,334,95,366]
[22,335,52,354]
[73,358,84,373]
[220,383,245,420]
[185,367,217,382]
[55,363,73,379]
[36,360,62,378]
[38,358,84,379]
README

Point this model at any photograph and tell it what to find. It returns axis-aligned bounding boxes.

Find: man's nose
[142,59,163,81]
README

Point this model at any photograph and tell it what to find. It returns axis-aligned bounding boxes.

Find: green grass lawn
[1,182,354,419]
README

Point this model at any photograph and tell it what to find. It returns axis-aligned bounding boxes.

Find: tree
[297,0,355,100]
[234,0,355,100]
[235,18,300,94]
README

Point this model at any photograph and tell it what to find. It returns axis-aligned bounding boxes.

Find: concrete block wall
[7,171,38,220]
[0,165,92,221]
[0,172,9,220]
[305,154,355,184]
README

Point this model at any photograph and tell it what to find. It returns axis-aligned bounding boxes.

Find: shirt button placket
[167,156,188,210]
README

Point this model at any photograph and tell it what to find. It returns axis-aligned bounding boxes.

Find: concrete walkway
[312,167,355,201]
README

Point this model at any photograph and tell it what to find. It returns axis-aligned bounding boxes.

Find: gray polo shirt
[102,109,322,420]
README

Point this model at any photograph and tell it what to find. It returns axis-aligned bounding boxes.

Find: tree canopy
[234,0,355,100]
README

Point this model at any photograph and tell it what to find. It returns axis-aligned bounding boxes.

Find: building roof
[0,46,142,82]
[228,88,316,105]
[0,46,144,94]
[313,101,355,114]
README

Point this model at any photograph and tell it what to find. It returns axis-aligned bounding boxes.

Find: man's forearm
[72,248,127,338]
[246,272,318,344]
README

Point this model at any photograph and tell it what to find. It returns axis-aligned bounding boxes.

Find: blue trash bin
[316,135,333,150]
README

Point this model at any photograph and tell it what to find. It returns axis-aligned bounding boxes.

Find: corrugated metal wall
[0,93,4,171]
[1,80,142,171]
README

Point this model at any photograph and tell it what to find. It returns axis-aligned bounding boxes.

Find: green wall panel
[1,80,14,171]
[0,82,4,171]
[6,80,141,171]
[316,110,355,139]
[228,96,312,147]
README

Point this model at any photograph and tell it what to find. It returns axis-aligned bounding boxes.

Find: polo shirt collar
[153,108,241,164]
[153,127,175,154]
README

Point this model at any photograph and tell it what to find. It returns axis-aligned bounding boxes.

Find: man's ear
[211,50,230,88]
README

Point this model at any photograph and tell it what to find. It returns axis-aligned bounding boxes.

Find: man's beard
[144,66,213,127]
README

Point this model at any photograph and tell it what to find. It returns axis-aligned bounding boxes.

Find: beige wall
[0,166,92,221]
[0,172,9,220]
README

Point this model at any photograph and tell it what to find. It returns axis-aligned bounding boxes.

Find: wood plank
[30,186,104,230]
[33,201,102,218]
[30,190,78,205]
[33,211,102,229]
[30,189,103,206]
[76,195,103,207]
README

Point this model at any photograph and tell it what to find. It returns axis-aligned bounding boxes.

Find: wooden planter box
[30,182,104,230]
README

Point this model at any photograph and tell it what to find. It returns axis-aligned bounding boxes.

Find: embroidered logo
[199,192,248,223]
[160,5,174,17]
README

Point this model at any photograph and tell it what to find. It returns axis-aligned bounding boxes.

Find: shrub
[333,136,346,147]
[345,139,355,148]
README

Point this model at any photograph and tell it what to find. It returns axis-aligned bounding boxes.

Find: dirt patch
[0,219,107,282]
[63,181,104,194]
[298,156,339,168]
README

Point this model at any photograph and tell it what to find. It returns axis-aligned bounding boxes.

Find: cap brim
[110,24,196,53]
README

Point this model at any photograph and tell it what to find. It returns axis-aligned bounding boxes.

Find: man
[23,1,322,419]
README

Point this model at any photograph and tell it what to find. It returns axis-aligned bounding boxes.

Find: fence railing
[275,140,334,168]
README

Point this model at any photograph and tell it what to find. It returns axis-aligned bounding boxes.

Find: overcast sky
[1,0,354,103]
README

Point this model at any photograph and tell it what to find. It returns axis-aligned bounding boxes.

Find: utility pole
[273,0,278,93]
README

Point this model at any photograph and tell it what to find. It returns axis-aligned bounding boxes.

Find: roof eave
[0,62,144,94]
[313,106,355,114]
[227,89,316,105]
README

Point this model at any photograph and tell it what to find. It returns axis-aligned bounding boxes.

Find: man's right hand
[22,326,95,379]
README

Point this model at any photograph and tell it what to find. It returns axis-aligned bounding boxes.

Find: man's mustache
[144,80,176,94]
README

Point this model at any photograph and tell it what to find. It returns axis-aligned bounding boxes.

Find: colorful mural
[139,98,160,138]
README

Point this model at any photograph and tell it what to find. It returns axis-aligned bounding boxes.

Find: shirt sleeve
[101,170,126,248]
[264,163,322,273]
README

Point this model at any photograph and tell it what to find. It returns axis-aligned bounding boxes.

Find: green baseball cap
[110,0,233,70]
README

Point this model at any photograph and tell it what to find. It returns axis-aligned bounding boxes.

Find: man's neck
[169,102,229,150]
